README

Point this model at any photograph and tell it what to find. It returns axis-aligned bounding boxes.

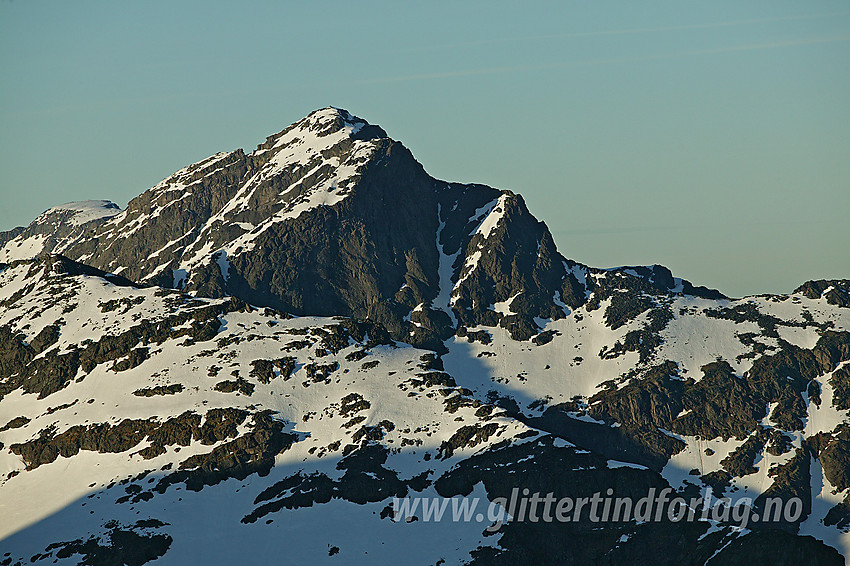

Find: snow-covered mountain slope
[2,108,850,565]
[1,255,848,565]
[0,256,532,563]
[0,201,120,263]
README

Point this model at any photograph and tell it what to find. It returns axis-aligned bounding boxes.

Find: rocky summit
[0,108,849,565]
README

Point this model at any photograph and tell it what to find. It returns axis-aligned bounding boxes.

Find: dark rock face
[448,192,585,341]
[672,332,850,440]
[753,448,812,531]
[132,384,183,397]
[9,407,256,470]
[249,357,296,383]
[63,151,253,287]
[811,425,850,492]
[151,410,296,494]
[438,423,500,459]
[585,361,687,467]
[242,444,413,524]
[227,138,444,339]
[0,416,30,432]
[29,521,172,566]
[795,279,850,308]
[721,428,769,476]
[515,331,850,475]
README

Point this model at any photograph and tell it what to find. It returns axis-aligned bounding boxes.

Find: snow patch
[172,268,188,289]
[607,460,649,470]
[215,251,231,283]
[474,194,508,240]
[492,292,522,316]
[47,200,121,226]
[0,234,48,262]
[433,204,459,326]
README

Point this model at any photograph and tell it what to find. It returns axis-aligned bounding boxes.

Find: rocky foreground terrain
[1,108,849,565]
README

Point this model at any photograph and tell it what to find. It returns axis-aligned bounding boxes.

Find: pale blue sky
[1,0,848,297]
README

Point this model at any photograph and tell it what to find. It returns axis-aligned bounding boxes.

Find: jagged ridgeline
[1,108,849,565]
[0,108,722,351]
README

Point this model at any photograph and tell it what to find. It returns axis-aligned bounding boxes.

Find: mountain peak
[41,200,122,227]
[283,106,365,139]
[298,106,366,134]
[0,200,122,263]
[256,107,386,157]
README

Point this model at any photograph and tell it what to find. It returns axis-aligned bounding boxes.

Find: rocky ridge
[1,108,720,352]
